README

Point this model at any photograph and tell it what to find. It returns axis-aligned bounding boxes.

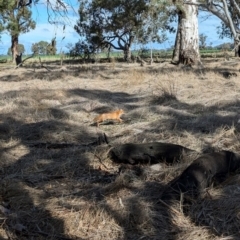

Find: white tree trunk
[172,16,181,64]
[172,0,201,65]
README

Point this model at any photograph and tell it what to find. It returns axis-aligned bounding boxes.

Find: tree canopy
[74,0,172,60]
[0,0,36,61]
[1,0,240,61]
[198,1,240,40]
[214,0,240,39]
[0,0,36,37]
[31,40,57,55]
[7,43,25,55]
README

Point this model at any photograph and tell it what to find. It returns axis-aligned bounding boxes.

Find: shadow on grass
[1,74,240,239]
[188,179,240,238]
[0,112,179,239]
[0,95,181,240]
[1,58,239,83]
[147,95,240,136]
[160,150,240,239]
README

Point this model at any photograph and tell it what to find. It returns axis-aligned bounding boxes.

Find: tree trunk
[123,35,134,62]
[171,16,181,64]
[16,53,22,67]
[124,46,131,62]
[172,1,201,66]
[234,40,240,57]
[11,35,19,63]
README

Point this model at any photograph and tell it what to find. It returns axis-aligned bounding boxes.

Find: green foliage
[7,43,25,55]
[0,0,36,38]
[74,0,172,59]
[216,0,240,39]
[216,42,233,50]
[0,0,36,11]
[67,41,96,59]
[31,40,57,55]
[31,41,49,55]
[217,22,233,39]
[136,0,174,45]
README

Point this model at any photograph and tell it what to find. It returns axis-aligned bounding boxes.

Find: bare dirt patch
[0,59,240,239]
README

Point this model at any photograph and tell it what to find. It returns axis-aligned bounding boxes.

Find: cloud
[42,28,50,32]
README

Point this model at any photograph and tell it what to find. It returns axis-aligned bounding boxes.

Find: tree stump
[16,53,22,67]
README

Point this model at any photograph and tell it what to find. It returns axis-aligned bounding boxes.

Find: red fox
[93,109,124,127]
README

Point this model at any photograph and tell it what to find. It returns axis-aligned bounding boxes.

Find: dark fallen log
[108,142,196,165]
[162,151,240,201]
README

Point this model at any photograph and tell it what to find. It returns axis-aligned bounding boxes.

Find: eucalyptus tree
[31,41,49,55]
[197,0,240,56]
[31,40,57,55]
[136,0,175,62]
[171,0,240,64]
[7,43,25,55]
[74,0,171,61]
[171,0,201,66]
[0,0,36,61]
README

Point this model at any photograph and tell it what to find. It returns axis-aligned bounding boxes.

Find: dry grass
[0,58,240,239]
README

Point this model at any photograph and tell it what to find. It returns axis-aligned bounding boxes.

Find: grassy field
[0,48,232,63]
[0,56,240,239]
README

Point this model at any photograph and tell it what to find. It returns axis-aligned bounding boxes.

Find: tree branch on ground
[15,53,35,69]
[38,57,51,72]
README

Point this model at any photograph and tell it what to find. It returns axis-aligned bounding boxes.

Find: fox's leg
[118,118,123,123]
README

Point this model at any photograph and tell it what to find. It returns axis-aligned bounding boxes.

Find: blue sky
[0,1,231,55]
